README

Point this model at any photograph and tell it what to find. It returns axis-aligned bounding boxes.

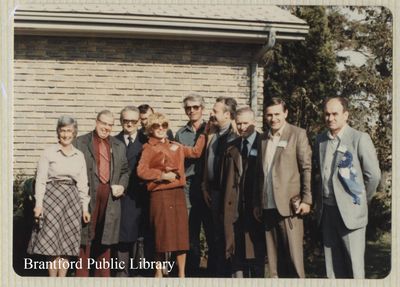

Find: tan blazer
[255,123,312,216]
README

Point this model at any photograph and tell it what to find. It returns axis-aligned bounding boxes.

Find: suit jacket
[223,133,265,260]
[75,131,130,245]
[254,123,312,216]
[313,125,381,229]
[115,131,147,243]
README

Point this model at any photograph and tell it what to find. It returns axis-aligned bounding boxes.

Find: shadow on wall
[14,35,258,66]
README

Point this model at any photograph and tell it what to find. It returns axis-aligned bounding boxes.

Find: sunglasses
[151,122,169,130]
[184,105,201,112]
[122,119,139,125]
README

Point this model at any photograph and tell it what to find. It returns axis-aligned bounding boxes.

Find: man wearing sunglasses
[175,94,213,276]
[115,106,148,277]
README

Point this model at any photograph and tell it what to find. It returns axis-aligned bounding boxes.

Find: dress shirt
[322,124,348,206]
[241,131,257,158]
[175,121,206,177]
[124,132,137,146]
[35,144,90,212]
[263,123,286,209]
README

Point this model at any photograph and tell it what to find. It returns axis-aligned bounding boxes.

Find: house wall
[14,36,264,176]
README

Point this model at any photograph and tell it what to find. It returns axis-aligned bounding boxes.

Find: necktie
[99,139,110,184]
[241,139,249,159]
[127,135,133,148]
[241,139,249,169]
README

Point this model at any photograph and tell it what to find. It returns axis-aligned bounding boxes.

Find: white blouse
[35,144,90,212]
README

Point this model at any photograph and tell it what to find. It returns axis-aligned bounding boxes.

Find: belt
[49,179,75,185]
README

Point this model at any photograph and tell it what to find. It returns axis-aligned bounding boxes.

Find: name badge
[337,144,347,153]
[277,140,287,148]
[169,144,179,152]
[250,149,258,156]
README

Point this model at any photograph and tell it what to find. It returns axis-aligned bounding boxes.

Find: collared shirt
[322,124,348,206]
[93,132,111,183]
[241,131,257,158]
[175,121,206,177]
[124,132,137,146]
[35,143,90,212]
[263,122,286,209]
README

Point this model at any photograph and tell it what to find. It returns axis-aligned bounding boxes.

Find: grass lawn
[305,232,391,278]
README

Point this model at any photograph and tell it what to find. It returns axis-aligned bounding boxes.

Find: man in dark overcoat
[75,110,129,277]
[202,96,238,277]
[115,106,147,277]
[222,107,265,278]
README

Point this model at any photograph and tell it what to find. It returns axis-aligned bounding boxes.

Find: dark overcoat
[222,133,265,260]
[115,131,146,243]
[75,131,130,245]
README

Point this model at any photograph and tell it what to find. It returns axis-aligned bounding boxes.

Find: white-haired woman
[27,115,91,277]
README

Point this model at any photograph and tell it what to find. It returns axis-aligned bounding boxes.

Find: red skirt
[149,187,189,253]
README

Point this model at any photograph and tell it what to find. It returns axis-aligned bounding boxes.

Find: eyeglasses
[122,119,139,125]
[151,122,169,130]
[184,105,201,113]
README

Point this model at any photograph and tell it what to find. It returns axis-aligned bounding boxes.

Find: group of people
[27,94,381,279]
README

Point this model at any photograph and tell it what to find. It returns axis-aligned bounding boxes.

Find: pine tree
[264,6,338,137]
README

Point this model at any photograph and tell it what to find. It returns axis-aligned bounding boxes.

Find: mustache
[209,116,217,122]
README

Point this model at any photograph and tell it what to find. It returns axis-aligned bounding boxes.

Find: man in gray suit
[313,97,381,278]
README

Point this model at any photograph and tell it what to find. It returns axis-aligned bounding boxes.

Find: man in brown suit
[254,97,312,278]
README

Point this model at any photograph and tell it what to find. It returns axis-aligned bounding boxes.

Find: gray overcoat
[75,131,130,245]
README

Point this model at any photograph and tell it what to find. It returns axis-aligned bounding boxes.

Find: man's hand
[296,202,311,216]
[111,184,125,198]
[33,207,43,219]
[253,207,262,222]
[82,211,91,223]
[203,189,211,208]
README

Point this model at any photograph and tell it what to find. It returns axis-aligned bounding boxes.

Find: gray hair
[96,109,114,121]
[56,115,78,138]
[120,106,139,121]
[236,106,255,119]
[183,93,205,108]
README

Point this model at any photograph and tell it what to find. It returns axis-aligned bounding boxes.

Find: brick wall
[14,36,264,176]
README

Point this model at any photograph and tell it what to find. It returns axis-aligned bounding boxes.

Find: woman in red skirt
[137,112,205,278]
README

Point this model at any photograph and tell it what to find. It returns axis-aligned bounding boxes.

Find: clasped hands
[160,167,179,182]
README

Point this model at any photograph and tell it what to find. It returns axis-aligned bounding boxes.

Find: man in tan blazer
[254,97,312,278]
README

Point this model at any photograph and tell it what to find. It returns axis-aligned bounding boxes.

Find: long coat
[75,132,130,245]
[313,125,381,229]
[115,131,147,243]
[201,124,238,196]
[254,123,312,216]
[222,133,265,260]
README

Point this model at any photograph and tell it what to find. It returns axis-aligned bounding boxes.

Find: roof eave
[14,11,309,43]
